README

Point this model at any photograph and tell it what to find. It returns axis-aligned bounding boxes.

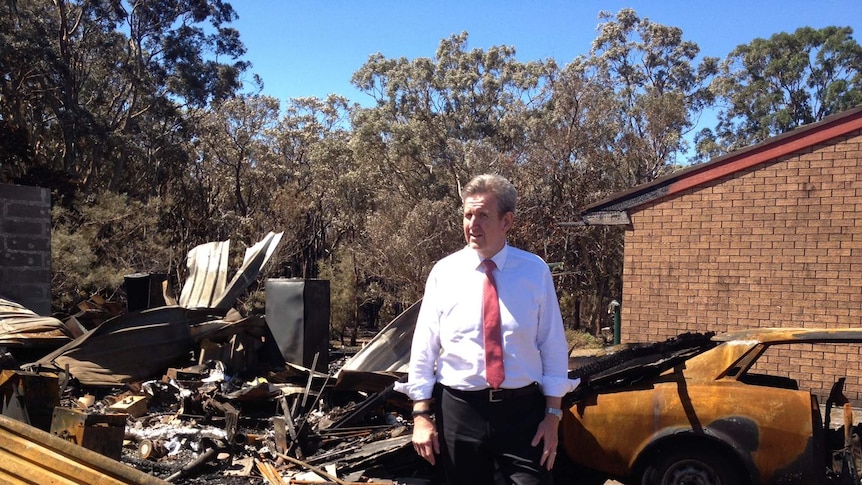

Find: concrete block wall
[0,183,52,315]
[621,130,862,401]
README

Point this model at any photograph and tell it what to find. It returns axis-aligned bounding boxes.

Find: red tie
[482,259,505,389]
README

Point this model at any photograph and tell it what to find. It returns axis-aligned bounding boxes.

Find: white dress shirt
[395,244,580,401]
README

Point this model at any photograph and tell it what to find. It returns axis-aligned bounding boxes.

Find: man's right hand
[412,414,440,465]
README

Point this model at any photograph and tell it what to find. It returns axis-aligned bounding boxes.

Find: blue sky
[230,0,862,108]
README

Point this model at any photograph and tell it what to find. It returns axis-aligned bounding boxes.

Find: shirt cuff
[541,376,581,397]
[393,380,434,402]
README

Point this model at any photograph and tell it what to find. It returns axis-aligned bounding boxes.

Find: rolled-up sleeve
[537,267,581,397]
[393,271,441,401]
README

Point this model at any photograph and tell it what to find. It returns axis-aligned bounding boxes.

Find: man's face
[463,193,513,259]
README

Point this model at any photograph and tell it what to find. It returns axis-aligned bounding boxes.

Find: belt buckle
[488,388,504,403]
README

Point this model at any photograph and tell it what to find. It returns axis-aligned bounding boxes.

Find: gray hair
[462,174,517,215]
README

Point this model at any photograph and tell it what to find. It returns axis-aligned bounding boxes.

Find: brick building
[0,184,52,316]
[579,105,862,400]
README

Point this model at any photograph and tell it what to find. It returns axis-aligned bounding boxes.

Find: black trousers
[435,384,552,485]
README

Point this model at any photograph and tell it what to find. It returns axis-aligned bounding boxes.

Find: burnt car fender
[630,424,759,483]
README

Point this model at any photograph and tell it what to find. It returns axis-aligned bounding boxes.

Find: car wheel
[641,446,746,485]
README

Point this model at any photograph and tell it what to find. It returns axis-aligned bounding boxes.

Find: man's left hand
[531,414,560,470]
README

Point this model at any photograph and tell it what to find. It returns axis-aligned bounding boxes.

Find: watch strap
[545,407,563,420]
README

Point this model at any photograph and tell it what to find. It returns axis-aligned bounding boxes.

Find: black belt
[444,382,540,403]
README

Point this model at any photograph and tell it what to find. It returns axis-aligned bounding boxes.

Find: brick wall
[621,130,862,401]
[0,184,51,315]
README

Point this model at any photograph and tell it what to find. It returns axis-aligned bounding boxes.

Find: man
[395,174,579,485]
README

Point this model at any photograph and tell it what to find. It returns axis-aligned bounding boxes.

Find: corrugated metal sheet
[337,299,421,375]
[213,231,283,309]
[178,231,283,310]
[21,232,283,387]
[0,299,80,349]
[179,239,230,308]
[31,307,227,387]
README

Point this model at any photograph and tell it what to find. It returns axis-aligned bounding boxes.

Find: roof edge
[581,105,862,218]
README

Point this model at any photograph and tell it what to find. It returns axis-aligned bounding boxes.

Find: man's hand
[532,411,561,470]
[412,414,440,465]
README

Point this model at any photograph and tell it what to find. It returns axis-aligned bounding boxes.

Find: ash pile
[0,232,432,484]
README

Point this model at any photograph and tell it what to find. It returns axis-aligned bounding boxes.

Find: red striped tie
[482,259,504,389]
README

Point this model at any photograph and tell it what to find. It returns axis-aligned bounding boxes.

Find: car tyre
[641,446,747,485]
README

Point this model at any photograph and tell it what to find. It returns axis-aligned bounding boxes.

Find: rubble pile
[85,356,427,483]
[2,340,433,484]
[0,233,435,484]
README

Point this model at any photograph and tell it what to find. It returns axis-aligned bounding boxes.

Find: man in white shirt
[395,174,579,485]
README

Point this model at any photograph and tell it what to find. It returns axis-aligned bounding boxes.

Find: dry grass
[566,328,604,352]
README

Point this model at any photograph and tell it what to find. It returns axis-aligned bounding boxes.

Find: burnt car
[559,328,862,485]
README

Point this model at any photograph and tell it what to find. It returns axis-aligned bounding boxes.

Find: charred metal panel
[50,407,126,461]
[0,298,74,349]
[580,210,632,226]
[265,278,330,372]
[0,370,59,431]
[125,273,170,312]
[32,307,225,387]
[177,231,283,311]
[339,300,420,375]
[334,299,421,392]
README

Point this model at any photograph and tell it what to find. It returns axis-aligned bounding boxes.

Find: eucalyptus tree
[109,0,250,194]
[1,0,250,309]
[269,95,360,280]
[349,33,553,305]
[696,26,862,159]
[573,9,718,185]
[515,64,624,331]
[0,0,249,195]
[520,9,717,331]
[191,94,280,242]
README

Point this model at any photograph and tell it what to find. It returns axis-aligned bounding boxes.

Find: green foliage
[51,227,99,312]
[238,284,267,316]
[566,328,604,351]
[349,32,553,305]
[318,255,357,341]
[697,26,862,158]
[0,0,250,195]
[51,192,177,314]
[576,8,718,181]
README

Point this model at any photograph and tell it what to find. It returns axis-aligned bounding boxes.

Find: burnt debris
[0,232,436,484]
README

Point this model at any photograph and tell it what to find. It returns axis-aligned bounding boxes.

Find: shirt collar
[470,244,509,271]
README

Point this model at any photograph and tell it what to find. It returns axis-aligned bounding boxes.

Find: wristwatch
[412,409,434,418]
[545,407,563,420]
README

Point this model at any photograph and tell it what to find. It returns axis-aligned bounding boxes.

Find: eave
[578,105,862,224]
